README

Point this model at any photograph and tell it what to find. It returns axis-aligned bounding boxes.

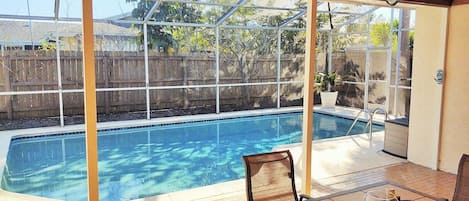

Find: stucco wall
[408,6,447,170]
[438,4,469,174]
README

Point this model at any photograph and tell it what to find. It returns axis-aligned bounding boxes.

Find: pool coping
[0,105,386,201]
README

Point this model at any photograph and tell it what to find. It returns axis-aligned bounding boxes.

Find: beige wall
[439,4,469,174]
[408,6,448,170]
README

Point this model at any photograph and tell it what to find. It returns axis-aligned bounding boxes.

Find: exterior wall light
[434,69,444,85]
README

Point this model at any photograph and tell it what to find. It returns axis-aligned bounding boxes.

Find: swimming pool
[1,112,383,201]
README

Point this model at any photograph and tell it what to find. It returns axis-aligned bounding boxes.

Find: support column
[277,30,281,108]
[394,10,404,115]
[327,31,332,73]
[385,8,395,114]
[82,0,99,200]
[364,13,372,109]
[55,20,64,127]
[302,0,317,195]
[215,27,220,114]
[144,23,151,119]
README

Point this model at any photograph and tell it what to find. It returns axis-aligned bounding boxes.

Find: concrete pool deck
[0,106,393,201]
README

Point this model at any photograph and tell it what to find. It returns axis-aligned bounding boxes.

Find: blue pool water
[1,112,383,201]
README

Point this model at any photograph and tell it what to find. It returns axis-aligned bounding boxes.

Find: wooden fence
[0,51,305,120]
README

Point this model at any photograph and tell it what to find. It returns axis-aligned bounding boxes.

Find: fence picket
[0,50,305,119]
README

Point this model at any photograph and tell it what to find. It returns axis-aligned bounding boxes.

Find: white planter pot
[320,91,338,108]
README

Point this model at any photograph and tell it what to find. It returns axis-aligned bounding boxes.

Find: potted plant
[315,71,341,107]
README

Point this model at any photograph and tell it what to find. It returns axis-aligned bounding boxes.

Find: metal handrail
[368,107,388,141]
[345,109,367,136]
[345,108,388,141]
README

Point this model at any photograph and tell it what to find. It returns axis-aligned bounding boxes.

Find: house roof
[0,21,138,44]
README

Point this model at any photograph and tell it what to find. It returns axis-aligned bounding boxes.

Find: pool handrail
[345,108,388,141]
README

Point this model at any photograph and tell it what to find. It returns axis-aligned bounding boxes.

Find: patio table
[309,181,449,201]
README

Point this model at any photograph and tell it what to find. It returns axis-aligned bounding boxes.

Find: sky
[0,0,136,19]
[0,0,299,19]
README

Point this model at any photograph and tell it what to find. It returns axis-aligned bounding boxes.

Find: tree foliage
[126,0,203,53]
[126,0,308,55]
[218,7,285,104]
[370,20,398,49]
[370,19,414,51]
[40,39,56,51]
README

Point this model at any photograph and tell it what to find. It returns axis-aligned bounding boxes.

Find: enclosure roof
[0,0,382,31]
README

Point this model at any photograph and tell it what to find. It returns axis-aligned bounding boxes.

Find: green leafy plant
[39,39,56,51]
[315,72,341,93]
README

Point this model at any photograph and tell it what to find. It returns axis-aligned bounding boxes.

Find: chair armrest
[299,194,314,201]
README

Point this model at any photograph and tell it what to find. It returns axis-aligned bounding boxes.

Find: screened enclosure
[0,0,415,129]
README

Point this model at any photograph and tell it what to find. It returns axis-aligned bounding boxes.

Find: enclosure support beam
[277,30,282,108]
[385,9,395,114]
[328,31,333,73]
[55,20,64,127]
[0,15,307,31]
[82,0,99,200]
[302,0,317,195]
[54,0,60,20]
[364,13,372,110]
[144,0,161,22]
[215,27,220,114]
[215,0,247,26]
[335,7,379,30]
[222,24,304,31]
[279,9,306,28]
[144,23,151,120]
[318,10,366,15]
[394,10,404,115]
[0,81,303,96]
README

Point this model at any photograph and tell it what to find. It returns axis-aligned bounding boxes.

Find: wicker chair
[242,150,313,201]
[452,154,469,201]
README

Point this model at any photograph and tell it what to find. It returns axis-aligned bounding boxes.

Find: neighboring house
[0,21,139,51]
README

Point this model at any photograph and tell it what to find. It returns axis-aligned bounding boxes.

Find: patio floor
[310,163,456,200]
[160,163,455,201]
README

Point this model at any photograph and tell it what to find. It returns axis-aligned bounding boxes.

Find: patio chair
[452,153,469,201]
[242,150,313,201]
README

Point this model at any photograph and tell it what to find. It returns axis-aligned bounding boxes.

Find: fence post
[4,54,13,120]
